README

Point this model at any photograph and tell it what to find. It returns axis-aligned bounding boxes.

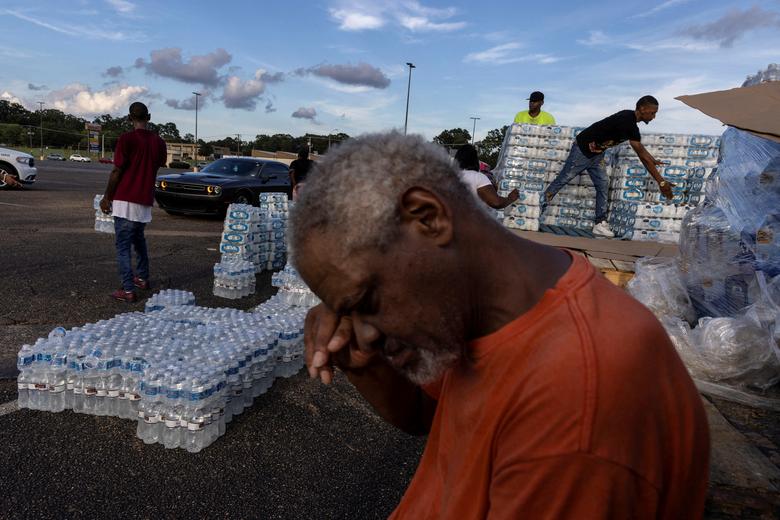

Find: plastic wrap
[659,275,780,390]
[627,257,696,323]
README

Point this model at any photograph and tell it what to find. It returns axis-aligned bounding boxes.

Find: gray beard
[399,347,461,386]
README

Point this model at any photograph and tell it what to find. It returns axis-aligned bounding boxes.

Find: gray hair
[289,132,476,263]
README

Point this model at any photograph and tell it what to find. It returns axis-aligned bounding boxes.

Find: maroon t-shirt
[112,129,167,206]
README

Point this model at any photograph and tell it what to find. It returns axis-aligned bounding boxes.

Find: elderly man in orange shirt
[291,132,709,519]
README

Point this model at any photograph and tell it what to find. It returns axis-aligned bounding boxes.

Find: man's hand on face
[100,197,112,214]
[304,304,379,384]
[660,181,675,200]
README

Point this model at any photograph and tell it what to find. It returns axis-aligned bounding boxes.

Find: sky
[1,0,779,142]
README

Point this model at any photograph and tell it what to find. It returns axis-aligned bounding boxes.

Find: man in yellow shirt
[513,91,556,125]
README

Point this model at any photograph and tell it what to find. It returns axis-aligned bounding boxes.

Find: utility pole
[192,91,201,162]
[37,101,45,158]
[404,62,416,135]
[101,134,105,158]
[235,134,241,156]
[470,117,481,145]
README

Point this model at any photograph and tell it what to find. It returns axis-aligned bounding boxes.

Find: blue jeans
[114,217,149,292]
[545,143,609,223]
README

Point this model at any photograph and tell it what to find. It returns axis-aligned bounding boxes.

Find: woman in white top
[455,144,518,209]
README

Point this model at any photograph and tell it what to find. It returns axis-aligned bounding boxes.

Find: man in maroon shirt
[100,102,167,302]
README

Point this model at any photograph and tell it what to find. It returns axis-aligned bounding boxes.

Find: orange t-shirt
[390,253,709,520]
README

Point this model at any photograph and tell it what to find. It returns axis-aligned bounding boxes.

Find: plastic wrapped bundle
[627,257,696,323]
[678,203,758,318]
[707,129,780,237]
[660,289,780,391]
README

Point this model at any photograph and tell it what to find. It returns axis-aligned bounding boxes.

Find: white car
[0,146,37,186]
[69,154,91,162]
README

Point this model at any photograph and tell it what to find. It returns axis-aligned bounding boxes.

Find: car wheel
[0,163,19,187]
[233,191,254,205]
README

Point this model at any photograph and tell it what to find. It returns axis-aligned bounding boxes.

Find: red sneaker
[133,277,150,290]
[111,289,137,303]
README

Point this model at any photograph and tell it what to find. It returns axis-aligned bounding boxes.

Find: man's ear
[399,187,453,246]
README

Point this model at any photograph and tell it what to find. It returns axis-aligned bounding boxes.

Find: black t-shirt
[575,110,641,158]
[289,158,313,183]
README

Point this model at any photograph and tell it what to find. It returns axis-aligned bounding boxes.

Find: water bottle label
[34,383,47,391]
[137,410,145,419]
[118,392,127,400]
[144,414,160,424]
[85,387,97,396]
[17,382,26,390]
[187,421,204,431]
[49,384,66,393]
[180,419,188,428]
[96,389,107,397]
[128,393,141,401]
[73,387,83,395]
[165,419,178,428]
[108,390,120,397]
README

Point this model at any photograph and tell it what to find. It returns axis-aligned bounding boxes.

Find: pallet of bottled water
[93,194,114,233]
[496,124,604,233]
[607,132,719,242]
[215,195,289,299]
[16,276,316,452]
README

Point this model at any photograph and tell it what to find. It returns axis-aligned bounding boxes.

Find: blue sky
[1,0,778,142]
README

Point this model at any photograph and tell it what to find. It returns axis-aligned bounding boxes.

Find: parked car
[45,153,66,161]
[69,154,91,162]
[99,156,113,164]
[155,157,291,215]
[0,146,37,186]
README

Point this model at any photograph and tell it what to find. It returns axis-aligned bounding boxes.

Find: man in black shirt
[290,146,314,199]
[543,95,673,238]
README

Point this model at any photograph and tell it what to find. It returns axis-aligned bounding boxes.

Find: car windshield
[200,159,259,176]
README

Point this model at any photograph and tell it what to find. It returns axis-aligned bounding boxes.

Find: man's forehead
[297,234,373,309]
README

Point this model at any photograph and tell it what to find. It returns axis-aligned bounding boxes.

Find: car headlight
[207,185,221,195]
[160,180,168,190]
[154,181,160,188]
[15,156,32,166]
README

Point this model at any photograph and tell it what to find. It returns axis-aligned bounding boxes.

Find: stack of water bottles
[607,133,719,242]
[93,194,114,234]
[213,259,256,299]
[145,289,197,312]
[254,193,289,272]
[495,123,602,232]
[17,273,316,452]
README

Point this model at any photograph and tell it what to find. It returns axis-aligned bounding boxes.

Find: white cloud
[464,43,561,65]
[106,0,136,14]
[577,30,610,46]
[632,0,690,19]
[330,9,384,30]
[625,38,718,52]
[328,1,465,33]
[46,83,148,116]
[222,69,279,110]
[1,91,24,105]
[398,15,465,32]
[1,9,143,41]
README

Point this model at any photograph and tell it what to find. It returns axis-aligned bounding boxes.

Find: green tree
[475,125,509,168]
[433,128,471,148]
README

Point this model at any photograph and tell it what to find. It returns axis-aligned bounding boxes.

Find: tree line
[1,99,508,167]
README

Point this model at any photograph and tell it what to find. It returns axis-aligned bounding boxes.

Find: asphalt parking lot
[0,161,425,519]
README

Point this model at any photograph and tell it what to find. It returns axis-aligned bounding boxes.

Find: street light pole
[37,101,45,158]
[192,92,201,160]
[470,116,480,145]
[404,62,416,135]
